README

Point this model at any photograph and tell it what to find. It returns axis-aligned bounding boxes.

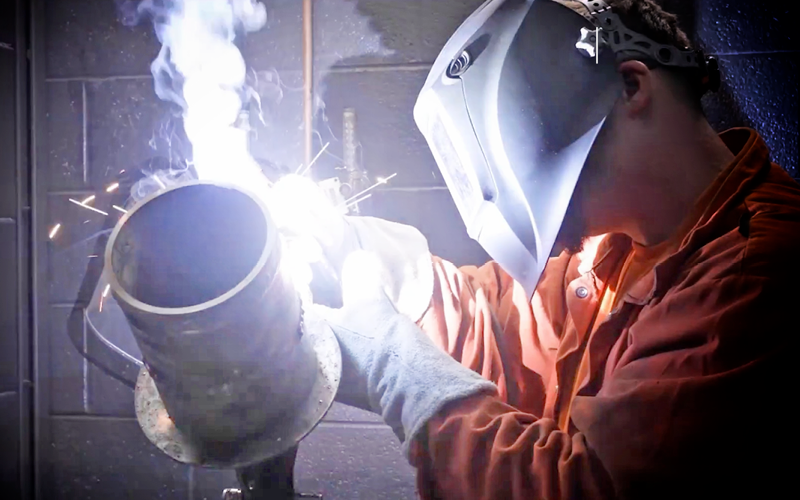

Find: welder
[302,0,798,498]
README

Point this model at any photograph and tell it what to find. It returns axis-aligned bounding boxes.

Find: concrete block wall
[33,0,796,499]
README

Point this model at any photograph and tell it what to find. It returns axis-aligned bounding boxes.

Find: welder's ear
[618,60,652,116]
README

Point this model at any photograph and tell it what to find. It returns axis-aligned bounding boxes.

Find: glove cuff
[366,320,499,458]
[399,377,497,459]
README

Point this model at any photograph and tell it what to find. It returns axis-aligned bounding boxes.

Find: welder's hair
[608,0,705,113]
[609,0,692,48]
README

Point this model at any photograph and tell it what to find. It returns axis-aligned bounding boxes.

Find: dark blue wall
[33,1,796,499]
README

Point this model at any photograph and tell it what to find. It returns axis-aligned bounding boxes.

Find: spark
[119,169,126,174]
[48,223,62,240]
[112,205,128,214]
[153,176,166,189]
[345,193,372,209]
[69,198,109,216]
[81,194,96,205]
[106,182,120,193]
[88,255,98,259]
[297,142,330,176]
[99,284,110,313]
[340,173,398,206]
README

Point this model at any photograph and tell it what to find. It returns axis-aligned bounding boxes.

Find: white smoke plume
[120,0,270,195]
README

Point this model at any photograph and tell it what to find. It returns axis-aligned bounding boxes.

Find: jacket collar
[611,128,772,306]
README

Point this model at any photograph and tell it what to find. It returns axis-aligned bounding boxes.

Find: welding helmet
[414,0,715,296]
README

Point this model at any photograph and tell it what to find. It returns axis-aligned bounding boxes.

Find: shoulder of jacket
[740,164,800,279]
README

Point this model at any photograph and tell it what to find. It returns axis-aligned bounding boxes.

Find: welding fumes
[128,0,268,193]
[123,0,380,272]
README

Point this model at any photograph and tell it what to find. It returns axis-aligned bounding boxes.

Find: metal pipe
[105,181,340,468]
[342,108,363,214]
[15,0,33,497]
[343,108,358,178]
[29,0,47,496]
[302,0,314,169]
[341,108,370,214]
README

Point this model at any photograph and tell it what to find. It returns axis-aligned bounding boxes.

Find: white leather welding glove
[310,251,498,456]
[268,174,433,322]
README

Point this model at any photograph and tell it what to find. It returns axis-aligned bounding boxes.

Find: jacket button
[576,286,589,299]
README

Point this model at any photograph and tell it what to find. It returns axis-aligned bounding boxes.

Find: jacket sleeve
[412,261,792,499]
[417,255,571,414]
[413,254,615,499]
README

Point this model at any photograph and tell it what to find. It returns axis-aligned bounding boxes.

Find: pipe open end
[110,183,270,309]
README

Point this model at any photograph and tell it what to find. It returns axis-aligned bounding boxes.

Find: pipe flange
[134,310,341,468]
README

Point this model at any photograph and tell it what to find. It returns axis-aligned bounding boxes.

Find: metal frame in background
[302,0,314,169]
[8,0,34,498]
[28,0,47,497]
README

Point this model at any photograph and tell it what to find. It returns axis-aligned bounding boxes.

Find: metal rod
[82,82,88,184]
[302,0,314,169]
[29,0,46,496]
[43,61,435,83]
[343,109,357,176]
[16,0,33,496]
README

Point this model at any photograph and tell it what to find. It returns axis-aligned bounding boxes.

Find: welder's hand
[310,251,497,455]
[268,174,434,321]
[267,174,356,273]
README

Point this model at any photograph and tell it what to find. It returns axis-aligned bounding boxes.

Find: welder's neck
[604,119,735,247]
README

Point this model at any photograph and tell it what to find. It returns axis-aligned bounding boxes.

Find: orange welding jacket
[410,129,799,500]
